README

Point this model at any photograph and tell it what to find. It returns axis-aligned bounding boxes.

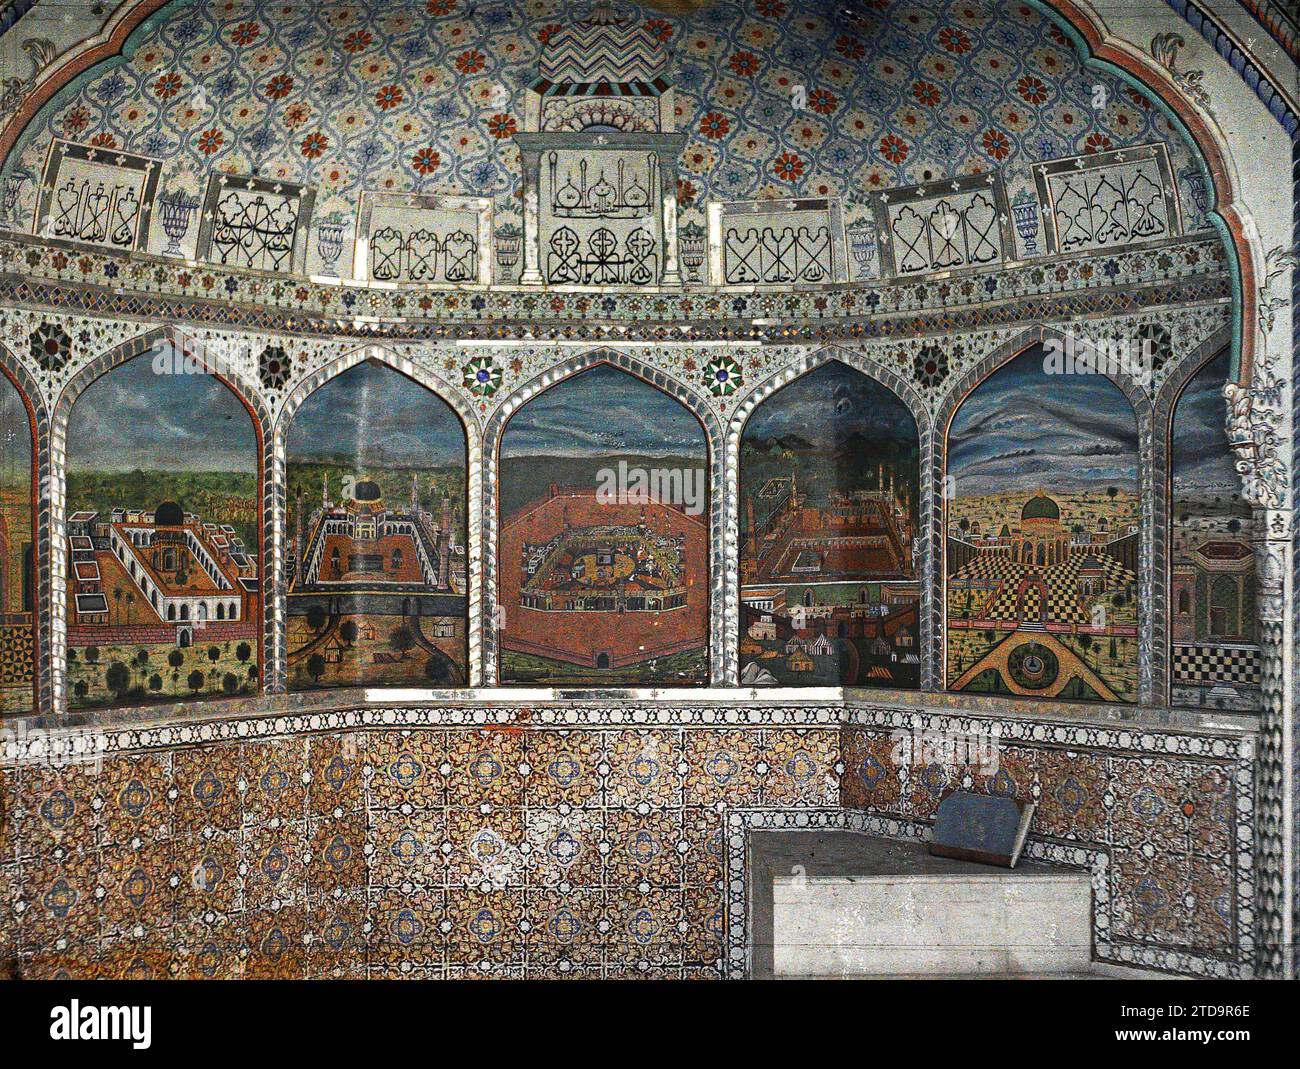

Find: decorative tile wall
[0,703,1255,978]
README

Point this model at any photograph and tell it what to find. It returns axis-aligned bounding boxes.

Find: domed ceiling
[5,0,1205,243]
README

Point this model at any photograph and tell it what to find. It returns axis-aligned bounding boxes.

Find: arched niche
[944,343,1141,703]
[0,363,39,714]
[736,360,920,689]
[1167,346,1261,712]
[63,346,261,710]
[283,358,469,691]
[495,362,710,686]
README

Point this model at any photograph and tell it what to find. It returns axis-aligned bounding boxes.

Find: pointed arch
[727,347,928,690]
[272,344,479,690]
[485,348,721,686]
[51,325,269,713]
[0,342,48,714]
[938,327,1151,705]
[1160,325,1260,711]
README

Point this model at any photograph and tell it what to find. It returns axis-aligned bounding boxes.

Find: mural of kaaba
[739,362,920,687]
[65,351,260,709]
[0,370,36,714]
[285,361,468,689]
[945,347,1139,702]
[1170,349,1260,710]
[498,365,708,684]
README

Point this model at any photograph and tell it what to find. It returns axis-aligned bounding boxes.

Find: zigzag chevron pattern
[540,20,668,85]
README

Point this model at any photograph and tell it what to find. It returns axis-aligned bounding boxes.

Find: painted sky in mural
[67,354,257,473]
[286,360,465,465]
[946,354,1139,494]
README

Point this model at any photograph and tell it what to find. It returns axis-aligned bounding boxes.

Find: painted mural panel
[286,361,468,690]
[739,362,920,687]
[65,351,260,709]
[945,347,1139,702]
[1170,349,1260,710]
[498,364,708,685]
[0,369,36,714]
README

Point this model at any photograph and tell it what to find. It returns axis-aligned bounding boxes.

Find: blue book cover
[928,790,1035,868]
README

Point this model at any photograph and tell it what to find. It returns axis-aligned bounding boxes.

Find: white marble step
[750,831,1093,979]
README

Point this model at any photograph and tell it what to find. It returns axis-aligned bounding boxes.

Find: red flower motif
[699,111,730,139]
[537,23,562,45]
[646,18,673,42]
[342,30,372,53]
[676,178,697,206]
[88,132,116,148]
[375,84,403,110]
[264,74,294,100]
[63,106,90,133]
[285,103,310,127]
[808,89,838,114]
[772,151,804,182]
[197,128,224,155]
[412,146,442,175]
[879,134,909,163]
[911,80,940,107]
[835,35,866,60]
[456,49,486,74]
[981,128,1010,160]
[728,51,760,77]
[153,72,183,99]
[426,0,457,13]
[301,131,328,158]
[230,21,261,46]
[1016,75,1048,104]
[1084,133,1114,153]
[756,0,786,16]
[487,113,516,139]
[938,27,973,53]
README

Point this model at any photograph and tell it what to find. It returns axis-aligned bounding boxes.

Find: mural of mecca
[286,361,468,689]
[498,364,708,685]
[0,371,36,714]
[739,362,920,687]
[65,351,260,710]
[945,346,1139,702]
[1170,349,1260,711]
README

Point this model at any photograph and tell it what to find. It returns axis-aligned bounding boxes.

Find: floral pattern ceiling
[7,0,1201,230]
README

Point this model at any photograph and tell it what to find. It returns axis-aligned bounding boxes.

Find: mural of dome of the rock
[739,361,920,687]
[285,359,468,690]
[0,0,1294,992]
[945,345,1139,702]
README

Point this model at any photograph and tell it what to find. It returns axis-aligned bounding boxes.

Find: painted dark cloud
[287,360,464,466]
[67,351,257,473]
[949,347,1138,495]
[1171,349,1240,494]
[502,365,705,459]
[742,360,917,447]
